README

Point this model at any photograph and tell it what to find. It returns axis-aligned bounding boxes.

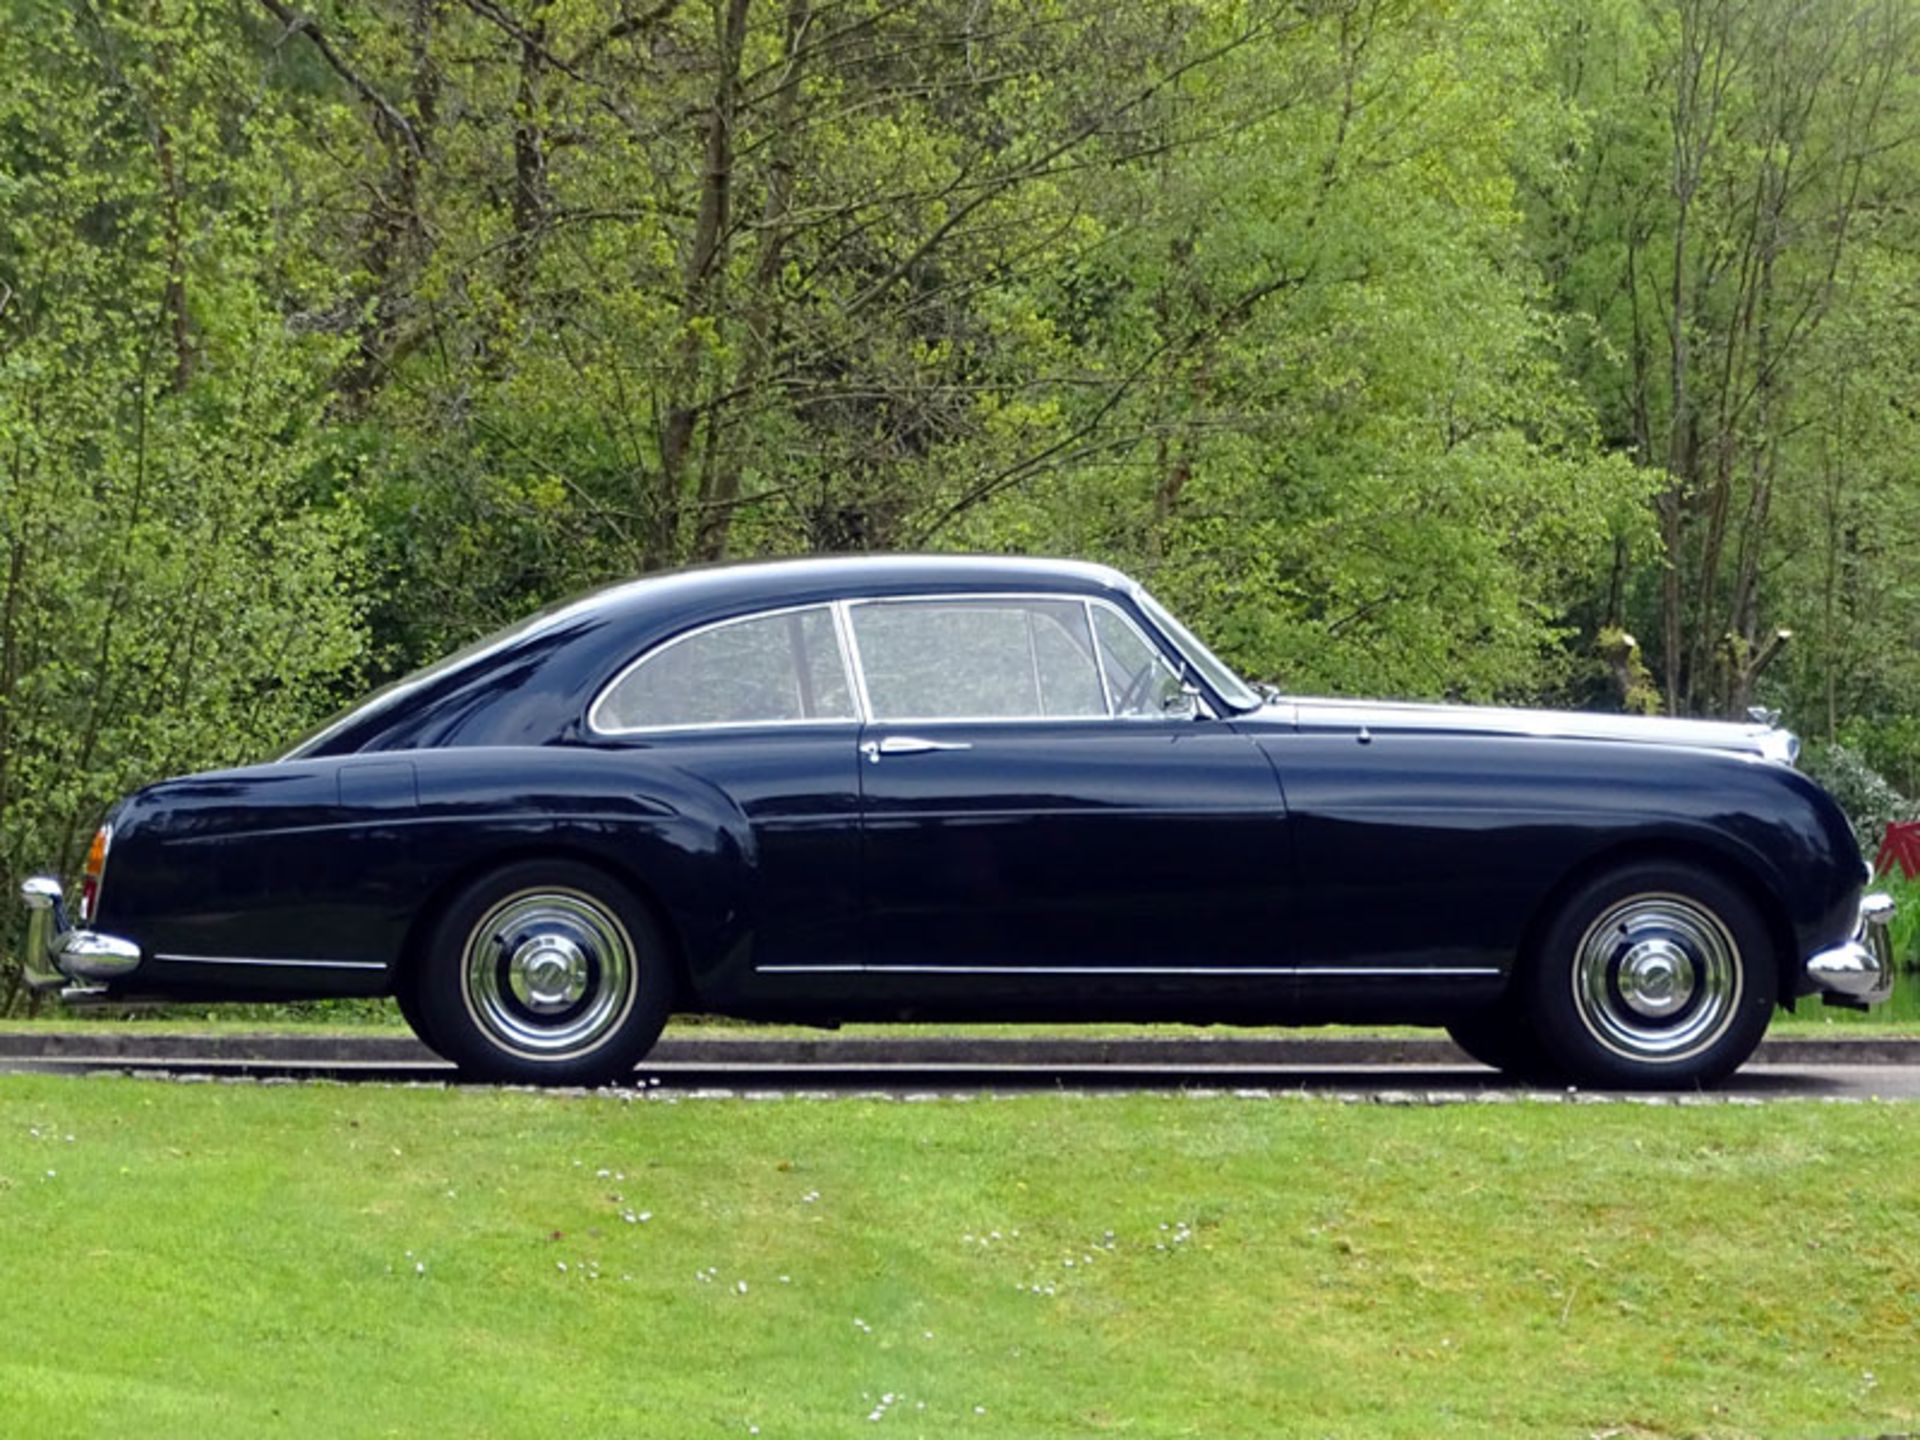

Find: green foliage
[1798,742,1916,851]
[1844,715,1920,802]
[1538,0,1920,721]
[0,3,365,1001]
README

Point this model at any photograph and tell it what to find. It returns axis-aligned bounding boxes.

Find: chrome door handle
[861,735,974,762]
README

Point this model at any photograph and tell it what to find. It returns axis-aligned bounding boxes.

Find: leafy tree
[0,1,364,1005]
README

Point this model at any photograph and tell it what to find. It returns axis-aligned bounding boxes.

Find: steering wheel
[1115,661,1159,716]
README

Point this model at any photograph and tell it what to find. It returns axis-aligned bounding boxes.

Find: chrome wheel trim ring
[461,888,638,1060]
[1570,892,1742,1064]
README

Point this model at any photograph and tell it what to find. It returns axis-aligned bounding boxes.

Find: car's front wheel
[1444,1001,1558,1082]
[413,858,673,1085]
[1522,859,1776,1088]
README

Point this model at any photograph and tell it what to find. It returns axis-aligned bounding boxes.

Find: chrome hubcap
[508,933,590,1012]
[1572,893,1741,1063]
[462,890,637,1059]
[1616,938,1693,1018]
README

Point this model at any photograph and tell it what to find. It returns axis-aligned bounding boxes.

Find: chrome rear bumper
[19,877,141,992]
[1805,891,1896,1009]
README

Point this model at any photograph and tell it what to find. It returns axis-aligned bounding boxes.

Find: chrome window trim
[588,601,860,737]
[1085,599,1116,710]
[832,599,876,723]
[1127,582,1261,712]
[1022,607,1047,709]
[588,589,1215,738]
[1083,594,1193,719]
[589,716,865,739]
[842,591,1213,726]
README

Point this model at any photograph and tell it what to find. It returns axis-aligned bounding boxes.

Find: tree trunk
[653,0,752,566]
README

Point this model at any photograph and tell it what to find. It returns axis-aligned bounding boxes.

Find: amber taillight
[79,825,110,923]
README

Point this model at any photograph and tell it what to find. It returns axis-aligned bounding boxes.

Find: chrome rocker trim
[19,877,142,991]
[1805,891,1896,1009]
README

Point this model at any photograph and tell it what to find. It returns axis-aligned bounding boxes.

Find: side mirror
[1162,684,1202,719]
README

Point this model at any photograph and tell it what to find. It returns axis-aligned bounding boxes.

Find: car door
[845,593,1291,1001]
[588,603,863,990]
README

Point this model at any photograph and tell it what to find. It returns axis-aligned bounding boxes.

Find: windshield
[1133,587,1261,712]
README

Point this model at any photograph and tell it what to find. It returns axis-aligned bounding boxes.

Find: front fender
[1266,732,1863,978]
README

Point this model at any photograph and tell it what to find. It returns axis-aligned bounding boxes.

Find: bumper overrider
[1805,891,1897,1009]
[17,877,141,993]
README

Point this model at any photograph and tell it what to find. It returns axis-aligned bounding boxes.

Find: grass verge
[0,1076,1915,1438]
[2,998,1918,1041]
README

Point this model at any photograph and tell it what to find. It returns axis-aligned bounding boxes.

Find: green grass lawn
[0,1077,1915,1439]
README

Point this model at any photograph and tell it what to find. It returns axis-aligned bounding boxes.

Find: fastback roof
[289,554,1135,756]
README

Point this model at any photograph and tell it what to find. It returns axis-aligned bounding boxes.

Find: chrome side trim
[155,954,388,971]
[753,964,1502,977]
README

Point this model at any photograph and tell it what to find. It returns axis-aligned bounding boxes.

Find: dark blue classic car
[21,555,1894,1085]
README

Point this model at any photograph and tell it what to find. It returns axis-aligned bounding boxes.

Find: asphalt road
[5,1054,1920,1101]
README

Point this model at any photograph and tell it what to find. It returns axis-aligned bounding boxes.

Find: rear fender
[96,748,755,995]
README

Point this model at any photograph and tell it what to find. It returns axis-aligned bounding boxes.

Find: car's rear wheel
[392,975,436,1051]
[414,858,673,1085]
[1522,859,1775,1088]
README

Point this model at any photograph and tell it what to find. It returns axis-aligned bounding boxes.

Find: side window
[851,599,1108,720]
[1091,605,1184,717]
[594,606,854,731]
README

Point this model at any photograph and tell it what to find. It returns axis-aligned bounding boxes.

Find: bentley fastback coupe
[20,555,1894,1086]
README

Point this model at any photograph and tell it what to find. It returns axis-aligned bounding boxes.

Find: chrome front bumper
[1805,892,1896,1009]
[19,877,141,992]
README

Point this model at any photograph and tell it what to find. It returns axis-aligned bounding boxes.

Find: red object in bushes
[1876,821,1920,879]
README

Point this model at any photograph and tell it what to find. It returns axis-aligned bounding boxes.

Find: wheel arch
[1513,835,1799,1002]
[392,844,696,1007]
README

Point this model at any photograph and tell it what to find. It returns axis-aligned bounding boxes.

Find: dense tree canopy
[5,0,1920,993]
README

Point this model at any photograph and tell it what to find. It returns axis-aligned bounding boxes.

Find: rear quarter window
[593,606,854,731]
